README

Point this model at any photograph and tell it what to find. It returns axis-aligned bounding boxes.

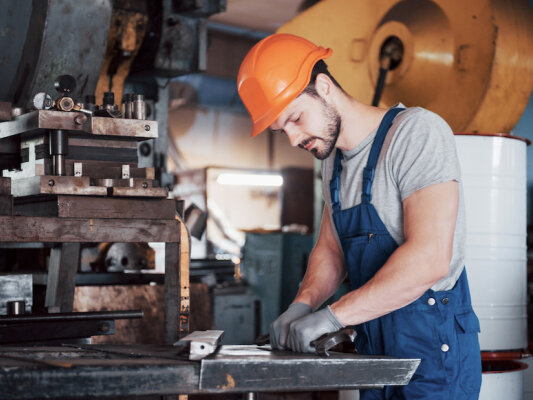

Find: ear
[314,73,333,99]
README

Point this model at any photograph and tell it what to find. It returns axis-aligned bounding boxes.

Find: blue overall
[329,108,481,399]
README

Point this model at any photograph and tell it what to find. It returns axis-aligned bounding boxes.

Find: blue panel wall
[510,0,533,224]
[512,93,533,225]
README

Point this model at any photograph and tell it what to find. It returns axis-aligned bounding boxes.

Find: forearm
[330,240,449,326]
[293,244,346,310]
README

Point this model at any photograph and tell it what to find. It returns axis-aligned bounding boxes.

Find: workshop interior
[0,0,533,399]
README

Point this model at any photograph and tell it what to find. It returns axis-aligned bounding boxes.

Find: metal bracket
[173,330,224,360]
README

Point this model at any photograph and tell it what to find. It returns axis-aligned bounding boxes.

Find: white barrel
[455,134,528,351]
[480,361,527,400]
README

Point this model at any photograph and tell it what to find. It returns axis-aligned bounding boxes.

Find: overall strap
[361,107,405,203]
[329,149,344,212]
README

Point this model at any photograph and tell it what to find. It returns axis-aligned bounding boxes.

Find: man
[237,33,481,399]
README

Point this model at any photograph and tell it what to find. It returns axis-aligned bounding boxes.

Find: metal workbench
[0,344,420,398]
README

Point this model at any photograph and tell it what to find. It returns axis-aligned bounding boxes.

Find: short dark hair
[301,60,343,97]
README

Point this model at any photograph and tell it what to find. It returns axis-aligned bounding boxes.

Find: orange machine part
[277,0,533,133]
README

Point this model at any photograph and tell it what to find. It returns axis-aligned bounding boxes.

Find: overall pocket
[454,310,482,394]
[342,235,371,288]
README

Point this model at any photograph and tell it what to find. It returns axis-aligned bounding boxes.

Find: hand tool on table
[254,327,357,356]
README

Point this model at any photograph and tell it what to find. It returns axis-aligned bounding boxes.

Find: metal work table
[0,344,420,398]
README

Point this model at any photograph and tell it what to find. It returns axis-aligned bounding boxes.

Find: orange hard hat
[237,33,332,137]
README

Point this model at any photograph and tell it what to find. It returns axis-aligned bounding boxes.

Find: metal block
[45,243,81,312]
[0,111,158,141]
[122,165,130,179]
[199,346,420,393]
[174,330,224,360]
[10,175,168,198]
[0,274,32,315]
[10,176,104,197]
[91,117,158,139]
[112,179,168,198]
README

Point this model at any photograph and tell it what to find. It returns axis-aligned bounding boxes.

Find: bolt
[74,114,87,125]
[100,322,110,333]
[48,179,55,187]
[144,125,150,131]
[139,142,151,156]
[142,182,148,189]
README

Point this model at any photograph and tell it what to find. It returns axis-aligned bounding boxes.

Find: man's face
[269,92,341,160]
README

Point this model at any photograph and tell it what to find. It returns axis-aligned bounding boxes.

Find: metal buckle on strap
[362,167,374,194]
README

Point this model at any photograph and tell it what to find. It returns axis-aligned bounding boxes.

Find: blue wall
[512,92,533,225]
[510,0,533,224]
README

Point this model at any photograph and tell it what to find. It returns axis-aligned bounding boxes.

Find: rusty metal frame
[0,214,185,343]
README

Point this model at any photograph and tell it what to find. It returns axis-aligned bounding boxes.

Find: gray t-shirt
[321,105,466,291]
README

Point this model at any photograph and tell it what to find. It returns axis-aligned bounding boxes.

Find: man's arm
[330,180,459,325]
[293,204,346,310]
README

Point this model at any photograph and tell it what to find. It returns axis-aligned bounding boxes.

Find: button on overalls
[329,108,481,399]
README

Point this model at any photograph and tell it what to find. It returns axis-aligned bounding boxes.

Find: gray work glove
[270,302,313,350]
[286,305,344,353]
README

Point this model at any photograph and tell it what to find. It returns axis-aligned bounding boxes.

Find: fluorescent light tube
[216,173,283,187]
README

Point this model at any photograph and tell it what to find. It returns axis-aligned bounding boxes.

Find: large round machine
[278,0,533,133]
[279,0,533,398]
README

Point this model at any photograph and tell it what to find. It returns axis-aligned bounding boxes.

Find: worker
[237,33,481,399]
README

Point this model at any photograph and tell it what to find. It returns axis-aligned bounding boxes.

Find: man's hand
[286,306,344,353]
[270,303,312,350]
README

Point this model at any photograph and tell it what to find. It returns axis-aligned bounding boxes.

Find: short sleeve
[388,109,461,201]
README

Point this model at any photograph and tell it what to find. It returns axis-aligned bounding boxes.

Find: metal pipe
[6,300,25,315]
[49,129,68,176]
[124,93,132,119]
[0,309,143,323]
[243,392,257,400]
[54,154,65,176]
[132,94,145,120]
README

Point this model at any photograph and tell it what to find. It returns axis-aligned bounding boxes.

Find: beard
[299,98,341,160]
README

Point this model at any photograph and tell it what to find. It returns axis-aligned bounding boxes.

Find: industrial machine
[279,0,533,133]
[0,0,421,398]
[14,0,533,397]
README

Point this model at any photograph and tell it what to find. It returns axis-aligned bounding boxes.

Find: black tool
[253,328,356,356]
[254,333,270,346]
[54,75,77,94]
[310,328,357,357]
